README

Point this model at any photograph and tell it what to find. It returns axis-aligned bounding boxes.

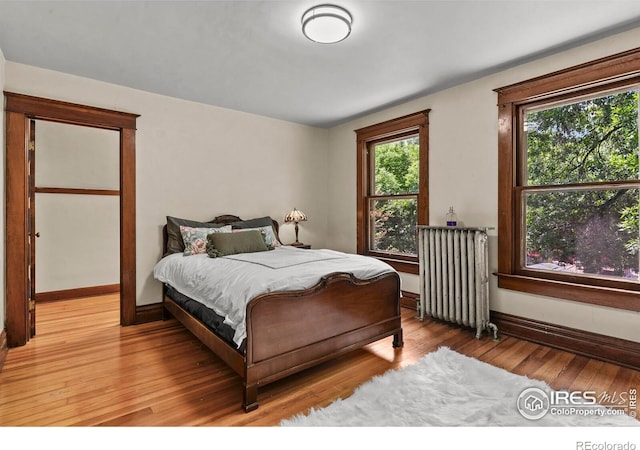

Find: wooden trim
[491,311,640,371]
[4,92,138,346]
[418,113,429,226]
[496,273,640,312]
[120,127,137,326]
[4,91,139,130]
[494,46,640,104]
[135,302,164,324]
[356,135,366,255]
[354,110,431,140]
[0,329,8,372]
[355,109,430,262]
[367,250,417,262]
[518,179,640,193]
[35,284,120,303]
[367,193,418,201]
[376,256,419,275]
[5,111,29,347]
[497,102,516,275]
[35,187,119,196]
[516,266,640,292]
[401,290,418,310]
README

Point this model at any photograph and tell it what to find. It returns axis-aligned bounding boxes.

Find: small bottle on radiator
[446,207,457,227]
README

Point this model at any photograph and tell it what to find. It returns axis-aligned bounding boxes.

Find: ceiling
[1,1,640,128]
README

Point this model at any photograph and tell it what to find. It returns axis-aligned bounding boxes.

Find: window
[495,47,640,312]
[355,110,429,274]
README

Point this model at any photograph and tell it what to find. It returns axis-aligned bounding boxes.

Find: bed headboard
[211,215,281,243]
[161,214,282,255]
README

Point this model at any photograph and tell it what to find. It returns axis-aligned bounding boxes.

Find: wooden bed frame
[161,214,403,412]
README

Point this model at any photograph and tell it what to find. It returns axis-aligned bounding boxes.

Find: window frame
[494,46,640,312]
[355,110,430,274]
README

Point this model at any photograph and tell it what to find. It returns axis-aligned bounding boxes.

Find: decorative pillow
[165,216,228,256]
[233,225,281,248]
[206,229,270,258]
[180,225,232,256]
[230,216,281,246]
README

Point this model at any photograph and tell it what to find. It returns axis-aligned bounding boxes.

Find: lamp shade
[302,4,352,44]
[284,208,307,224]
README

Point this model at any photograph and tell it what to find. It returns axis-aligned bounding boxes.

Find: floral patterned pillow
[180,225,232,255]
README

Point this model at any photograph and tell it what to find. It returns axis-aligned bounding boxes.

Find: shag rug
[280,347,639,427]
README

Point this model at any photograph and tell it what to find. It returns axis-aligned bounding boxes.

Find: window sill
[495,272,640,312]
[369,255,419,275]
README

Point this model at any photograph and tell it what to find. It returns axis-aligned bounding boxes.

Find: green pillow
[207,229,270,258]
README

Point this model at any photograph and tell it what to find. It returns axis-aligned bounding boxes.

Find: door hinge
[28,299,36,311]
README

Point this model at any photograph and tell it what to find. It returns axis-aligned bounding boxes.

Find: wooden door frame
[4,92,139,347]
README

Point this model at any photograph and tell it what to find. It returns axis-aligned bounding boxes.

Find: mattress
[164,284,243,351]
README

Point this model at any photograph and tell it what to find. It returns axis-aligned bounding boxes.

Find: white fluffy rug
[280,347,639,427]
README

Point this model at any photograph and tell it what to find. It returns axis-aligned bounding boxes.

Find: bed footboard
[242,271,402,411]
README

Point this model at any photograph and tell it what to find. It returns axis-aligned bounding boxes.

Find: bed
[154,214,403,412]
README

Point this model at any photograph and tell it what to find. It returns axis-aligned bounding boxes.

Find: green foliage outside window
[371,137,419,255]
[524,89,640,279]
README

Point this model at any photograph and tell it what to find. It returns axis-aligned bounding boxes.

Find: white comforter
[153,246,396,348]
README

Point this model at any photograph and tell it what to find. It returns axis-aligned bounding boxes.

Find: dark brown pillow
[206,229,270,258]
[230,216,274,230]
[230,216,280,246]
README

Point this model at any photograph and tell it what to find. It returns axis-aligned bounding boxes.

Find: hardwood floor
[0,294,638,426]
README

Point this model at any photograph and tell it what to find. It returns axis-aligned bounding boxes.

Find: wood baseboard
[491,311,640,371]
[135,303,164,324]
[401,291,418,310]
[35,284,120,303]
[0,329,8,372]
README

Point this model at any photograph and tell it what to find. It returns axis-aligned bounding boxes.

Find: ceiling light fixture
[302,4,353,44]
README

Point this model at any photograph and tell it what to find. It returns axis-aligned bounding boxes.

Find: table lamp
[284,208,307,246]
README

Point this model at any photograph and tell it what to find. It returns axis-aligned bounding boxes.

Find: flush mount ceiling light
[302,4,353,44]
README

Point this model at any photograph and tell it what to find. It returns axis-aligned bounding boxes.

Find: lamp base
[289,242,310,249]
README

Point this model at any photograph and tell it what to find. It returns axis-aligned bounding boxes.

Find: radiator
[417,226,498,340]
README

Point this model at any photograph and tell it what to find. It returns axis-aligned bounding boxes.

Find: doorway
[4,92,139,347]
[33,119,120,314]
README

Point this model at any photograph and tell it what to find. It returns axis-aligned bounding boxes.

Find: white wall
[327,27,640,344]
[35,194,120,292]
[0,46,5,330]
[35,120,120,292]
[5,62,329,306]
[35,120,120,189]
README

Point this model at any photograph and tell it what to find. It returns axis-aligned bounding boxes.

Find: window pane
[525,89,639,186]
[372,135,419,195]
[524,188,640,282]
[369,197,417,255]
